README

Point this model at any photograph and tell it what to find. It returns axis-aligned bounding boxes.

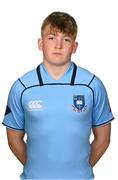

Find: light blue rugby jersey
[3,62,114,180]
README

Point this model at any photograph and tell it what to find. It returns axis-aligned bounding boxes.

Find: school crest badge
[72,95,87,112]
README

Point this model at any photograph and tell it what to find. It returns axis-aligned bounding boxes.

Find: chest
[21,85,93,135]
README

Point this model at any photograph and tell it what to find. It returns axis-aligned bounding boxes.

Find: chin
[49,59,70,66]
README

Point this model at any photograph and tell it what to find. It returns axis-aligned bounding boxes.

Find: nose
[55,38,63,49]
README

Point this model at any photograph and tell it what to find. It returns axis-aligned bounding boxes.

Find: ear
[72,42,78,54]
[38,38,43,50]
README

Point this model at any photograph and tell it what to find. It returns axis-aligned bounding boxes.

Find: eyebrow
[47,33,72,38]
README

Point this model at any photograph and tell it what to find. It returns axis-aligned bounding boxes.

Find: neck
[43,60,71,80]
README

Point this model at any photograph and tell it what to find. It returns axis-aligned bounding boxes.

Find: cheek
[42,45,52,57]
[64,46,74,55]
[42,43,49,51]
[43,41,53,51]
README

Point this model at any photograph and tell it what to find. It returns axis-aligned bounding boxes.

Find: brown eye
[48,37,54,40]
[65,39,71,42]
[64,37,71,42]
[48,35,56,40]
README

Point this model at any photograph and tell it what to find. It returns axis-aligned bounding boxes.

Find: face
[38,25,78,66]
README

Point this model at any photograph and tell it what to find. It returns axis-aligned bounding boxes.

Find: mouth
[53,52,62,55]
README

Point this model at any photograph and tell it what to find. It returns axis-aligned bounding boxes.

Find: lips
[53,52,62,55]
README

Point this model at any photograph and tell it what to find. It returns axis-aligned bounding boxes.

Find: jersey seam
[18,78,27,89]
[2,122,25,131]
[88,75,95,86]
[18,78,27,111]
[20,83,94,109]
[87,75,96,106]
[36,65,43,86]
[92,117,114,127]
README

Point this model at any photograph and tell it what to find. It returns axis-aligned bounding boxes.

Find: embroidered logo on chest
[72,95,87,113]
[28,100,43,111]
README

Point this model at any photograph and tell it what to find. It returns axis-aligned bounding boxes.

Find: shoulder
[9,67,39,95]
[75,66,95,85]
[75,65,106,90]
[19,67,39,88]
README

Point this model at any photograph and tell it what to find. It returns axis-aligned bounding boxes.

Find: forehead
[42,24,73,37]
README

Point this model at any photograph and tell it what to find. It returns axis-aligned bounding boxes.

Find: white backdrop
[0,0,117,179]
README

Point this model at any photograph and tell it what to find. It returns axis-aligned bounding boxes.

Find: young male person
[2,11,114,180]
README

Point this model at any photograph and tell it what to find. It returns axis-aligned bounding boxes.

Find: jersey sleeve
[90,76,114,127]
[2,80,25,131]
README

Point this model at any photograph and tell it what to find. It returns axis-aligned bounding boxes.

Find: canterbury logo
[28,100,43,111]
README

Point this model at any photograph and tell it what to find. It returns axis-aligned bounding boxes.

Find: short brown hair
[41,11,78,39]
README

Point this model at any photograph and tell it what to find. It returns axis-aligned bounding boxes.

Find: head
[38,11,78,66]
[41,11,78,40]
